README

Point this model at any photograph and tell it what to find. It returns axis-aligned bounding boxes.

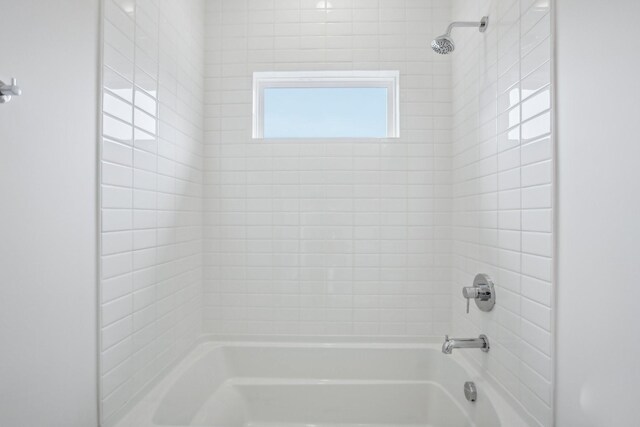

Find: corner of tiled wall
[451,0,553,425]
[99,0,205,424]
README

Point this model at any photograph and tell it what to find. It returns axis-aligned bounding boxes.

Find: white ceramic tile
[102,315,133,350]
[103,115,134,143]
[451,0,553,425]
[102,295,133,327]
[99,0,205,424]
[101,379,133,420]
[521,87,551,122]
[101,1,553,426]
[203,0,454,338]
[101,356,132,398]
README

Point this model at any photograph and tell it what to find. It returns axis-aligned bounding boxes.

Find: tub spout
[442,334,490,354]
[442,336,455,354]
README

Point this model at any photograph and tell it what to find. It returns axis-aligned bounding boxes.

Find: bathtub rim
[106,335,540,427]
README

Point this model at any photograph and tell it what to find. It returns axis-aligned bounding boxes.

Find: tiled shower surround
[450,0,553,425]
[203,0,454,336]
[99,0,553,426]
[99,0,204,424]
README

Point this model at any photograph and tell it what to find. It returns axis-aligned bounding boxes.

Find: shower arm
[444,18,488,36]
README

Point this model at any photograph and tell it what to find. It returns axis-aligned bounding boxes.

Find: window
[253,71,399,139]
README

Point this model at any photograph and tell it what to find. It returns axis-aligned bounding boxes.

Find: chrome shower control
[462,273,496,313]
[0,78,22,104]
[464,381,477,402]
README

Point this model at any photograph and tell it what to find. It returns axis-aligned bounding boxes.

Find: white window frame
[252,70,400,139]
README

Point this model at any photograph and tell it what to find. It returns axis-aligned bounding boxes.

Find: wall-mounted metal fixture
[462,273,496,313]
[431,16,489,54]
[464,381,477,402]
[0,78,22,104]
[442,334,490,354]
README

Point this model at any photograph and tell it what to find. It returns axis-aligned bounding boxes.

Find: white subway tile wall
[100,0,205,424]
[451,0,552,425]
[99,0,554,425]
[203,0,454,336]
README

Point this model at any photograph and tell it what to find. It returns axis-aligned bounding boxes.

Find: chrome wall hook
[0,78,22,104]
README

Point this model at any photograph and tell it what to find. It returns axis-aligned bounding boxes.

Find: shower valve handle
[462,274,496,314]
[0,78,21,96]
[463,286,489,313]
[462,287,480,313]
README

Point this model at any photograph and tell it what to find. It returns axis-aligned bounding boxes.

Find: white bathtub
[112,338,535,427]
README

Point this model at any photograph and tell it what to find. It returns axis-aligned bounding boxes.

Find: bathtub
[112,338,535,427]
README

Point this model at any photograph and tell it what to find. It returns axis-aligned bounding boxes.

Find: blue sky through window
[263,87,388,138]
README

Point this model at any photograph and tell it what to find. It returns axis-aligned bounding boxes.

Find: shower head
[431,16,489,55]
[431,36,455,55]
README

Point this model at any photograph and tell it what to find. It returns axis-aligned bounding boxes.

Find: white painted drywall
[555,0,640,425]
[0,1,100,426]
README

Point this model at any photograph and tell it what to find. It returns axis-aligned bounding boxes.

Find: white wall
[555,0,640,425]
[203,0,454,337]
[451,0,553,425]
[99,0,205,424]
[0,1,100,426]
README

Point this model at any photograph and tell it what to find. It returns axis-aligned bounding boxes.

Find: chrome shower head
[431,16,489,55]
[431,36,455,55]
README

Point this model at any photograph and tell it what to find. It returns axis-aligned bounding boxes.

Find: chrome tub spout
[442,335,490,354]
